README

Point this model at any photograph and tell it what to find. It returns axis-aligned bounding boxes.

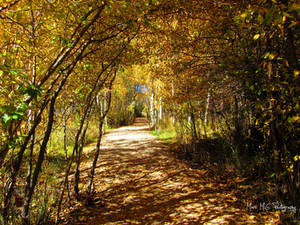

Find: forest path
[62,118,278,225]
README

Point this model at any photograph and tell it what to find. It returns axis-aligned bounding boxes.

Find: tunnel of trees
[0,0,299,224]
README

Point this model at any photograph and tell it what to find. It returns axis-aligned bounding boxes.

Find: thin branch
[0,0,21,13]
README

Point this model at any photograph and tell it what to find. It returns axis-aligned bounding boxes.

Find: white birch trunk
[204,92,210,124]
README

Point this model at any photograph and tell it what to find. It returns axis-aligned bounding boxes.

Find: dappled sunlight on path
[61,118,279,225]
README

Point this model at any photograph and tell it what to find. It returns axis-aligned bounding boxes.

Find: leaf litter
[59,118,279,225]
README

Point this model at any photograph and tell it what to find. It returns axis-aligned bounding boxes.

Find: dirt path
[62,118,279,224]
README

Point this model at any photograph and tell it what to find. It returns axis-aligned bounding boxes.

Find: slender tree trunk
[150,79,155,128]
[23,9,37,204]
[210,96,216,131]
[159,97,162,121]
[87,72,116,197]
[56,95,95,223]
[234,96,241,146]
[171,81,175,126]
[189,103,197,141]
[103,91,107,131]
[204,91,210,124]
[22,96,56,224]
[87,118,104,197]
[74,106,93,199]
[63,110,68,160]
[23,120,35,217]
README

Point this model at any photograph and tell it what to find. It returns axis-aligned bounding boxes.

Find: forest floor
[60,118,280,225]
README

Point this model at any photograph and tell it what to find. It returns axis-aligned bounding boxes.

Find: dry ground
[60,118,279,224]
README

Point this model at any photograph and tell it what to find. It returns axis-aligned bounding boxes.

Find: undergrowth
[152,118,299,224]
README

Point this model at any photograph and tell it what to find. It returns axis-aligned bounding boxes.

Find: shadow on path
[61,118,279,225]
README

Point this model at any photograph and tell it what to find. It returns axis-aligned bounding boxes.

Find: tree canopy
[0,0,299,224]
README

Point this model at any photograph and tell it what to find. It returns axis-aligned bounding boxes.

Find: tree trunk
[204,91,210,124]
[63,110,68,160]
[3,100,46,222]
[87,72,115,197]
[74,107,93,199]
[22,96,56,224]
[234,96,241,146]
[87,118,104,196]
[150,79,155,128]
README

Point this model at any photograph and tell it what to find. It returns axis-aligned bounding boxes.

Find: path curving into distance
[61,117,278,225]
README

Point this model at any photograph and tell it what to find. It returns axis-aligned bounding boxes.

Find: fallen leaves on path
[59,118,279,225]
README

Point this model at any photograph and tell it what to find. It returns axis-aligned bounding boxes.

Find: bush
[107,109,135,127]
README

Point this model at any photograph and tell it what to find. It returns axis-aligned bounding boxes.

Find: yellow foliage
[253,34,260,40]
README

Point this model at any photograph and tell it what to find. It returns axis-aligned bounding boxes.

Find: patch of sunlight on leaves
[186,213,200,220]
[172,192,186,199]
[206,215,233,224]
[205,183,214,188]
[164,180,183,188]
[149,171,164,178]
[185,203,203,211]
[208,198,217,203]
[181,199,193,204]
[176,203,204,215]
[249,214,256,221]
[123,194,136,204]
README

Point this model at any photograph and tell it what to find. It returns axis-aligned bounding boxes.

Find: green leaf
[10,70,18,76]
[270,173,275,178]
[22,84,42,99]
[9,141,16,149]
[3,114,10,123]
[85,64,92,69]
[18,102,28,112]
[264,52,270,59]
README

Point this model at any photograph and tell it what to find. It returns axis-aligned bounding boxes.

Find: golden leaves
[253,34,260,40]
